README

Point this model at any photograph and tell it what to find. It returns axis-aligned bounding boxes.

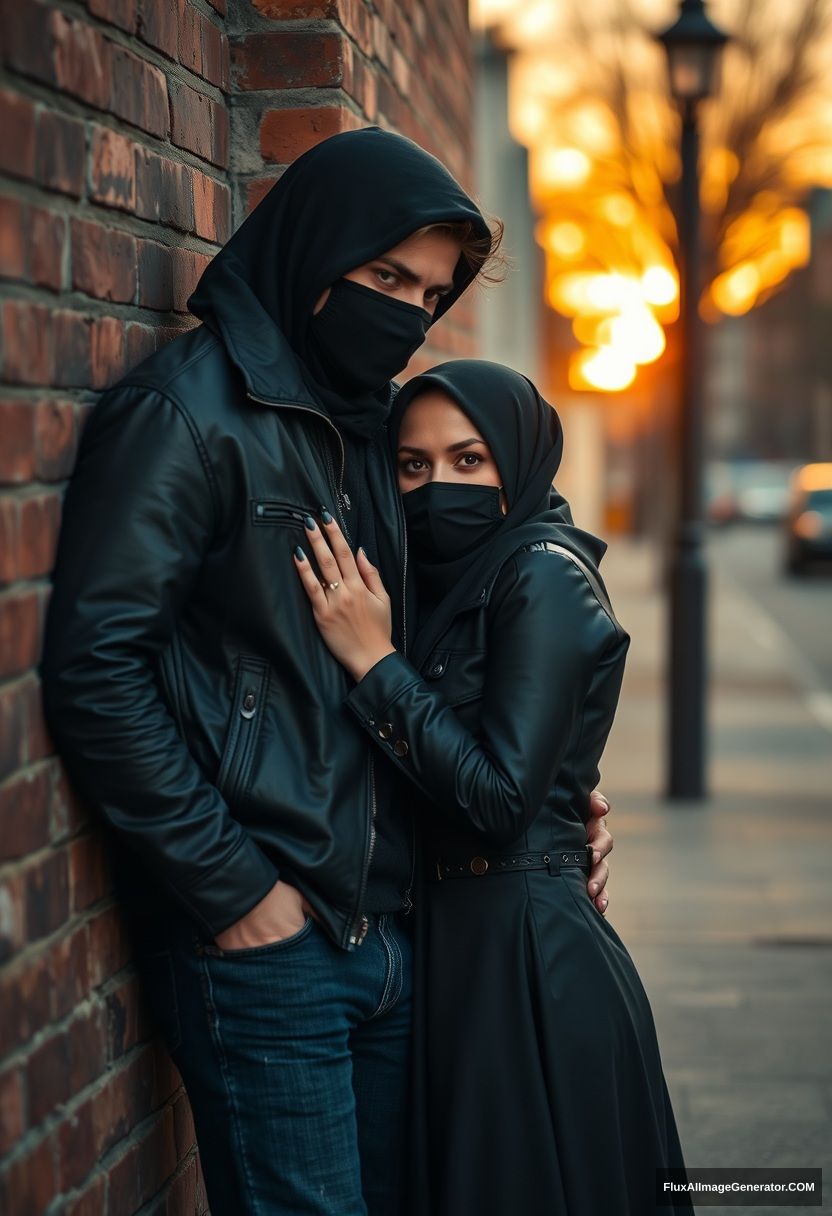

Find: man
[41,127,613,1215]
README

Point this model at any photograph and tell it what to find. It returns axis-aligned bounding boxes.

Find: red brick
[213,102,230,170]
[47,921,92,1019]
[1,0,56,84]
[69,832,111,911]
[27,1028,72,1123]
[137,0,179,59]
[172,1091,196,1156]
[192,172,230,244]
[137,238,175,311]
[0,768,52,860]
[64,1174,106,1216]
[0,589,40,679]
[174,250,211,313]
[35,109,86,198]
[30,207,67,292]
[57,1097,96,1192]
[0,1131,58,1215]
[254,0,373,55]
[34,399,79,481]
[25,846,70,943]
[0,497,18,585]
[0,195,27,279]
[1,302,54,387]
[53,310,93,388]
[245,175,283,213]
[49,9,113,110]
[49,764,92,842]
[0,90,36,182]
[110,43,169,137]
[88,0,138,33]
[179,2,202,76]
[0,681,26,781]
[201,19,226,88]
[0,953,51,1055]
[260,105,358,165]
[90,125,136,212]
[0,870,26,961]
[71,217,136,303]
[87,904,131,988]
[107,1103,178,1212]
[106,973,148,1060]
[0,401,35,483]
[169,80,223,166]
[126,321,158,368]
[91,315,126,389]
[23,675,54,763]
[0,1066,24,1156]
[90,1048,156,1158]
[18,493,62,579]
[67,1001,109,1091]
[232,30,345,90]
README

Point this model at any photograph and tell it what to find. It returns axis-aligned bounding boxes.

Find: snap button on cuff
[378,722,393,739]
[393,740,409,757]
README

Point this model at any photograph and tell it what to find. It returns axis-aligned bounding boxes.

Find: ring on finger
[327,580,341,591]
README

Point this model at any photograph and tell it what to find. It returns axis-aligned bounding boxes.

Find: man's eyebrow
[376,257,455,295]
[398,438,487,454]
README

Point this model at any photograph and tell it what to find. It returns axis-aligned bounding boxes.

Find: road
[706,522,832,730]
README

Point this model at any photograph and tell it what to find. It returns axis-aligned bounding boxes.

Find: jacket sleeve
[40,386,279,935]
[344,550,623,847]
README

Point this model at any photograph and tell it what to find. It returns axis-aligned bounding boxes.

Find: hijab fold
[388,360,610,669]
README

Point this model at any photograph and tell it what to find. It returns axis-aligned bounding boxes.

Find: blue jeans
[137,908,414,1216]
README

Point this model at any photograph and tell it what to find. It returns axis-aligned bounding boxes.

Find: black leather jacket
[41,320,413,950]
[344,541,630,859]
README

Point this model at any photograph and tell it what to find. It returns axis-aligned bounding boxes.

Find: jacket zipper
[246,392,352,537]
[391,448,416,915]
[246,387,367,947]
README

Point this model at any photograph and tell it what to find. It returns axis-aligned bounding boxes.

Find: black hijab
[187,126,491,438]
[388,359,610,668]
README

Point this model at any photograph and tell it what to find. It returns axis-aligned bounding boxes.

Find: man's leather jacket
[41,318,414,950]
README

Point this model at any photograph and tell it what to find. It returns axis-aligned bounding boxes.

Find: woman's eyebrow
[398,438,487,455]
[377,257,455,295]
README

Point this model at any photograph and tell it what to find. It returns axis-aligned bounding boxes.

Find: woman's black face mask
[307,277,432,395]
[402,480,505,564]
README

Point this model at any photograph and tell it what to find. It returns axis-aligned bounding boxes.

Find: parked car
[706,460,796,526]
[783,462,832,575]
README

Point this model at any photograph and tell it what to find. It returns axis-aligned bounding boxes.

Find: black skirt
[409,864,695,1216]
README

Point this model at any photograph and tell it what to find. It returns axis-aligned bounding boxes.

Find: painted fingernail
[321,509,333,524]
[303,515,316,531]
[294,545,306,561]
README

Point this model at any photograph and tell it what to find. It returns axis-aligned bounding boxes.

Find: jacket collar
[205,306,320,408]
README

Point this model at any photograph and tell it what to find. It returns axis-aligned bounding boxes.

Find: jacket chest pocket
[423,648,486,707]
[250,498,319,528]
[216,656,270,805]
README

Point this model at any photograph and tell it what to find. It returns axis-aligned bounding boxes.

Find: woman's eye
[458,453,484,467]
[400,459,426,473]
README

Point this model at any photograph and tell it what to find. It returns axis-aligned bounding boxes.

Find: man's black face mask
[307,277,432,396]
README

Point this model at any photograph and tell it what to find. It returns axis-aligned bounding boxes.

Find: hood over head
[187,127,491,432]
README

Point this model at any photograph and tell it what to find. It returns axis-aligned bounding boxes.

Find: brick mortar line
[1,282,208,325]
[0,892,121,978]
[0,820,108,881]
[0,183,227,255]
[129,1145,202,1216]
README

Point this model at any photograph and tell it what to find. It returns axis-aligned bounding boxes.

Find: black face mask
[402,481,505,564]
[307,277,431,396]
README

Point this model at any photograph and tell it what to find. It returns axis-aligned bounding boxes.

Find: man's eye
[376,269,398,287]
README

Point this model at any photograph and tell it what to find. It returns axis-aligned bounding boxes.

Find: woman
[292,359,693,1215]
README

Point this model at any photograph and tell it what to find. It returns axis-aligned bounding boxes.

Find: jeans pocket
[138,948,183,1054]
[204,915,316,959]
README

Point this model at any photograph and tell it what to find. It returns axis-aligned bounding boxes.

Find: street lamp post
[657,1,729,799]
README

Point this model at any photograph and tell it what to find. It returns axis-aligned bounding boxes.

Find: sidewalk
[597,537,832,1214]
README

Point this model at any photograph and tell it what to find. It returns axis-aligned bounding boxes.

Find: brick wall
[0,1,478,1212]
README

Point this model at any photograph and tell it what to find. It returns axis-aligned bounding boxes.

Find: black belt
[432,845,594,882]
